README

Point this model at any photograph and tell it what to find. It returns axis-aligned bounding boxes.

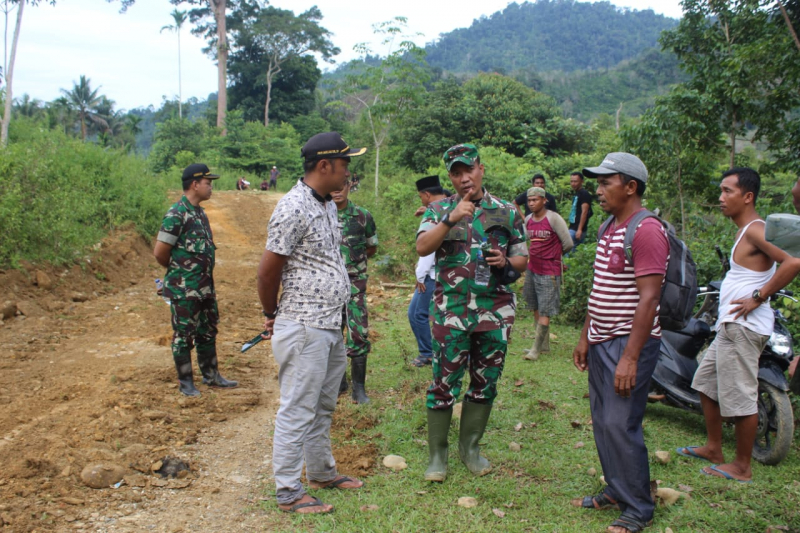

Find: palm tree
[161,9,188,119]
[60,75,103,141]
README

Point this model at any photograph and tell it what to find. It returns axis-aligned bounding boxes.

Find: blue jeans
[588,335,660,523]
[408,276,435,359]
[569,228,586,247]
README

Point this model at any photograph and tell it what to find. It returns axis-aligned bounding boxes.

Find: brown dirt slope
[0,191,373,532]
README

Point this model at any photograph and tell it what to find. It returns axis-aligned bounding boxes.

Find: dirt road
[0,191,373,532]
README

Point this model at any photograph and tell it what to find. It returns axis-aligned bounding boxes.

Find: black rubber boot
[338,371,349,397]
[424,408,452,482]
[458,401,493,476]
[350,355,370,404]
[197,347,238,388]
[175,355,201,397]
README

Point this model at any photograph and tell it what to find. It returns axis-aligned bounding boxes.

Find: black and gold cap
[301,132,367,162]
[181,163,220,182]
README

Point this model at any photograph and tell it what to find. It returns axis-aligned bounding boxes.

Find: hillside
[424,0,678,74]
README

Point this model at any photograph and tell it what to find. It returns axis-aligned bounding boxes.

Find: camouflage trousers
[343,279,370,358]
[426,323,508,410]
[170,298,219,362]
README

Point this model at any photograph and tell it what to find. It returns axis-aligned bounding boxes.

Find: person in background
[409,175,448,368]
[514,173,558,217]
[257,132,367,514]
[268,166,280,190]
[332,178,378,404]
[568,171,593,248]
[153,163,238,397]
[260,178,269,191]
[521,186,572,361]
[236,177,250,190]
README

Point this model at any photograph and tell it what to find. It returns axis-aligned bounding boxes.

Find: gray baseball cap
[582,152,648,183]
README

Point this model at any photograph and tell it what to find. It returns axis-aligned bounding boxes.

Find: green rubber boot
[424,408,453,482]
[458,401,493,476]
[538,323,550,353]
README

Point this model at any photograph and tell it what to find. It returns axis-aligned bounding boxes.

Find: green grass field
[260,292,800,532]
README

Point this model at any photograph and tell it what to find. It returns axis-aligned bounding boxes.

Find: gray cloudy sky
[8,0,683,111]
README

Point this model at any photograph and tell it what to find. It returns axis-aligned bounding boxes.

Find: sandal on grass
[608,514,653,533]
[280,496,332,514]
[570,492,619,510]
[310,475,363,490]
[412,355,432,367]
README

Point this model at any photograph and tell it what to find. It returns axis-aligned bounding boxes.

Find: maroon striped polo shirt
[587,210,669,344]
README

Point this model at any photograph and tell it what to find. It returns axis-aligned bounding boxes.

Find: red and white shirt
[587,210,669,344]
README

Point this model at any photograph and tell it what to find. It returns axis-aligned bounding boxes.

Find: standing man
[568,171,593,247]
[514,173,559,218]
[153,163,238,397]
[679,167,800,483]
[571,153,668,533]
[409,175,448,368]
[257,132,367,514]
[417,143,527,482]
[268,165,280,190]
[332,179,378,404]
[521,186,573,361]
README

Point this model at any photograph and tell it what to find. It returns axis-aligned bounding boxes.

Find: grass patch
[260,293,800,532]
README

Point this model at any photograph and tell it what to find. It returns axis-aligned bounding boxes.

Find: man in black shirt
[515,174,558,218]
[567,172,593,247]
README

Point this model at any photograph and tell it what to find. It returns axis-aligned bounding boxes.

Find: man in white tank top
[681,167,800,483]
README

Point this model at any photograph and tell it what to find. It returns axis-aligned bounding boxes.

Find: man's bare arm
[154,241,173,268]
[257,250,289,336]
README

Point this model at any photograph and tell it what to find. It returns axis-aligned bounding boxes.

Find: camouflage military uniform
[157,195,218,364]
[338,200,378,358]
[417,189,526,409]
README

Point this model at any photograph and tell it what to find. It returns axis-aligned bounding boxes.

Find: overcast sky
[7,0,683,111]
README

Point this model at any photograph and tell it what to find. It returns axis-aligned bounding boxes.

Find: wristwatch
[441,212,456,228]
[262,310,277,319]
[752,289,765,303]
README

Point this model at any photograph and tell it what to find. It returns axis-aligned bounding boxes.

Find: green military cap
[443,143,479,171]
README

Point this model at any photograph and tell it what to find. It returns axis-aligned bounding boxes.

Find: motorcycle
[648,246,796,465]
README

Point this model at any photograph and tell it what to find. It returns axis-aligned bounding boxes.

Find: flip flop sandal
[314,475,362,490]
[676,446,711,462]
[571,492,619,510]
[281,496,332,514]
[412,356,432,367]
[609,514,653,532]
[700,465,752,484]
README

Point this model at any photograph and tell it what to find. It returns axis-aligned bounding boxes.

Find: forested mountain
[424,0,678,74]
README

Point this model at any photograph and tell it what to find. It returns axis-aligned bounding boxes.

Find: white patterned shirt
[266,180,350,329]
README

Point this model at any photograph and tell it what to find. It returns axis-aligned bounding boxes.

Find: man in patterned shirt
[257,132,366,514]
[331,179,378,404]
[416,143,528,482]
[154,163,238,397]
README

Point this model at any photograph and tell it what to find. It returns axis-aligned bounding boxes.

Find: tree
[161,9,188,119]
[172,0,232,132]
[1,0,24,146]
[60,75,105,141]
[661,0,800,168]
[621,87,722,234]
[228,4,337,126]
[340,17,430,197]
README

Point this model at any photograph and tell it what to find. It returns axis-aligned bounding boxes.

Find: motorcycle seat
[679,318,712,340]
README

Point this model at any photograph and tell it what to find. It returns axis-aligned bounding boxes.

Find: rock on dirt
[383,455,407,471]
[80,463,125,489]
[655,450,671,464]
[34,270,53,290]
[0,301,15,320]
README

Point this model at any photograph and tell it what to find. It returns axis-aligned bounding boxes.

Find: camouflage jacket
[157,196,216,301]
[417,188,527,332]
[337,200,378,282]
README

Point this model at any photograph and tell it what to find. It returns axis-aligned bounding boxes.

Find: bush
[0,119,169,267]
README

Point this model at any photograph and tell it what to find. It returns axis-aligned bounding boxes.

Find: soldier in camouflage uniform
[154,163,238,397]
[416,144,528,482]
[331,180,378,404]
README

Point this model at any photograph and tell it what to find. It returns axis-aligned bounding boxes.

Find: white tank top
[717,219,776,336]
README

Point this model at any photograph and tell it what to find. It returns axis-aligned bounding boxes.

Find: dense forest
[424,0,677,73]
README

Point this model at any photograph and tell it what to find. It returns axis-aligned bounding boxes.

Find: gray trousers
[588,335,660,523]
[271,317,347,505]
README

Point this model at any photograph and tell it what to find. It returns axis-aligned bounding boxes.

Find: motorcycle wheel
[752,380,794,466]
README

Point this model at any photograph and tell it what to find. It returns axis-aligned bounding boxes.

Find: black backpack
[598,210,698,331]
